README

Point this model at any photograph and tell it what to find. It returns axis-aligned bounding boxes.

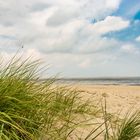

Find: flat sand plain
[57,84,140,139]
[73,84,140,114]
[72,85,140,139]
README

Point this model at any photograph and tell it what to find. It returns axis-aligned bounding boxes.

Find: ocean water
[55,77,140,86]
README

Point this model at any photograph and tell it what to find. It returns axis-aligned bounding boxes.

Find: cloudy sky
[0,0,140,77]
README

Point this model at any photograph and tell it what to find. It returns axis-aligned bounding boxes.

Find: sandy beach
[74,84,140,115]
[65,84,140,139]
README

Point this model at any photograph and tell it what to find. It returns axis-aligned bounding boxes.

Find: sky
[0,0,140,78]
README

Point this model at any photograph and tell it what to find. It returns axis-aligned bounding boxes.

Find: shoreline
[55,81,140,87]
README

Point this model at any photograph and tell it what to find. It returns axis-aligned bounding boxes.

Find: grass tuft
[113,110,140,140]
[1,56,140,140]
[0,56,100,140]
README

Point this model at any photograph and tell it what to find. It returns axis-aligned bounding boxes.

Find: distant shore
[53,77,140,86]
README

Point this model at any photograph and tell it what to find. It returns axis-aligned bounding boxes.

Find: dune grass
[84,97,140,140]
[0,56,101,140]
[96,98,140,140]
[110,110,140,140]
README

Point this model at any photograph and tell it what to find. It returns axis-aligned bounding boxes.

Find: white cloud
[0,48,43,60]
[77,0,122,20]
[79,58,91,68]
[91,16,129,34]
[121,44,140,54]
[1,0,140,77]
[105,0,122,10]
[46,7,79,26]
[135,36,140,42]
[0,0,125,54]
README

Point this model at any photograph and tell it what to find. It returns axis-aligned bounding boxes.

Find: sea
[55,77,140,86]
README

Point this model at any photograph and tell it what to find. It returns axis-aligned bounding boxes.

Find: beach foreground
[72,84,140,115]
[63,84,140,139]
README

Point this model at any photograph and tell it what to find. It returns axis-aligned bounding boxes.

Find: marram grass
[0,56,100,140]
[97,98,140,140]
[111,110,140,140]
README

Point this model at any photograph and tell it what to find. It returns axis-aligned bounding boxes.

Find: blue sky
[0,0,140,77]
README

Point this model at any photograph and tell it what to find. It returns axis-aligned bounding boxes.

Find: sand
[74,84,140,114]
[70,84,140,139]
[57,84,140,139]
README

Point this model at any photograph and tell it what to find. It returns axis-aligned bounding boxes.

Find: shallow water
[55,77,140,86]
